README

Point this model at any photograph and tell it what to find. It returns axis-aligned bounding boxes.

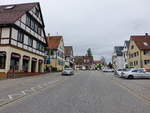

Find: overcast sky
[1,0,150,62]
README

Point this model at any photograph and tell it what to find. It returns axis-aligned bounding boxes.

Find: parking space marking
[112,76,150,105]
[0,77,68,107]
[8,93,25,100]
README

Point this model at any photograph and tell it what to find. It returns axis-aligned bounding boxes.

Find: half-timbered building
[0,2,47,78]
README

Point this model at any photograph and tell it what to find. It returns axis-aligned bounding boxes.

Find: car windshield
[65,68,73,70]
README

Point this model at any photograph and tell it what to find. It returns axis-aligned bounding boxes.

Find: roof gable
[64,46,73,56]
[130,34,150,50]
[0,2,38,25]
[47,36,63,49]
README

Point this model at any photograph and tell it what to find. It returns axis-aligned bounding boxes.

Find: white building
[0,3,47,78]
[64,46,74,68]
[112,46,125,69]
[122,40,129,68]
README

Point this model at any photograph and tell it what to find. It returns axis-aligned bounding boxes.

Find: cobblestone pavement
[0,71,150,113]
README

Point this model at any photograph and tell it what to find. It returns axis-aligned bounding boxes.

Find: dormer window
[4,5,15,10]
[143,42,148,46]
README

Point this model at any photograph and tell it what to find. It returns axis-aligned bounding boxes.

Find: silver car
[62,68,74,75]
[121,68,150,79]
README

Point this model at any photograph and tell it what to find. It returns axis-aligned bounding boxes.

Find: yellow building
[45,36,65,71]
[128,33,150,71]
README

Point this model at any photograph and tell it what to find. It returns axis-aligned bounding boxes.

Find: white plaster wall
[33,40,36,48]
[21,14,26,23]
[24,35,28,45]
[11,28,18,40]
[114,56,125,69]
[1,39,9,44]
[1,28,10,38]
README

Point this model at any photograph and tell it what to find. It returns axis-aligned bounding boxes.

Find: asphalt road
[0,71,150,113]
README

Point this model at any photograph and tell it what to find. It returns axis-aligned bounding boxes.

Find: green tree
[86,48,92,56]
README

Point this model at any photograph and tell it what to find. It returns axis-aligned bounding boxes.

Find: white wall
[1,28,10,38]
[11,28,18,40]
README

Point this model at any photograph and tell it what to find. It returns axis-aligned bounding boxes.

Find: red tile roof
[47,36,63,49]
[94,60,101,64]
[131,34,150,50]
[64,46,73,56]
[0,2,38,24]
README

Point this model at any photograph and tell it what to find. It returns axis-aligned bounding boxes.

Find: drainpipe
[140,50,143,68]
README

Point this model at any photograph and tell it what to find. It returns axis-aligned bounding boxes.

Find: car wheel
[128,75,134,79]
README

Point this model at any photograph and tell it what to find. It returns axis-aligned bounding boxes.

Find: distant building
[45,36,65,71]
[74,56,93,70]
[64,46,74,68]
[0,3,47,78]
[122,40,129,68]
[128,33,150,71]
[93,60,102,70]
[112,46,125,69]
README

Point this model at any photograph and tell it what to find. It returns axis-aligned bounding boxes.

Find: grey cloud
[1,0,150,61]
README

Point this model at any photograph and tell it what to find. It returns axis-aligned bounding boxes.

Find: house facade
[74,56,93,70]
[0,3,47,78]
[64,46,74,68]
[128,33,150,70]
[112,46,125,69]
[122,40,129,68]
[45,36,65,71]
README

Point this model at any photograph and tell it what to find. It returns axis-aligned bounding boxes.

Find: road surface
[0,71,150,113]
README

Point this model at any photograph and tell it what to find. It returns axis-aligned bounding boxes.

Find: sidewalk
[0,72,65,105]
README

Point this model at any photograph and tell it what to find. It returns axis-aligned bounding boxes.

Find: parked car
[62,68,74,75]
[103,68,114,72]
[121,68,150,79]
[115,68,130,77]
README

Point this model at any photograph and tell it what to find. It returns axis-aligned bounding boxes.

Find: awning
[0,51,6,56]
[23,56,30,60]
[32,58,37,62]
[11,53,21,58]
[39,59,43,63]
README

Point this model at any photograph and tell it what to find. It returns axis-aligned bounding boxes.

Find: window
[36,42,40,50]
[38,27,41,35]
[26,16,31,27]
[28,37,33,47]
[131,45,134,49]
[134,61,138,66]
[144,50,150,55]
[34,24,38,33]
[31,20,35,30]
[0,52,6,69]
[132,69,138,72]
[35,7,40,17]
[137,52,139,56]
[144,60,150,65]
[17,31,24,42]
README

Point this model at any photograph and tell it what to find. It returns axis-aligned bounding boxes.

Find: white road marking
[0,79,62,106]
[31,87,36,91]
[37,85,43,88]
[8,93,24,100]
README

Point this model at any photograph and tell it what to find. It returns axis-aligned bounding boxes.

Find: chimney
[145,33,148,36]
